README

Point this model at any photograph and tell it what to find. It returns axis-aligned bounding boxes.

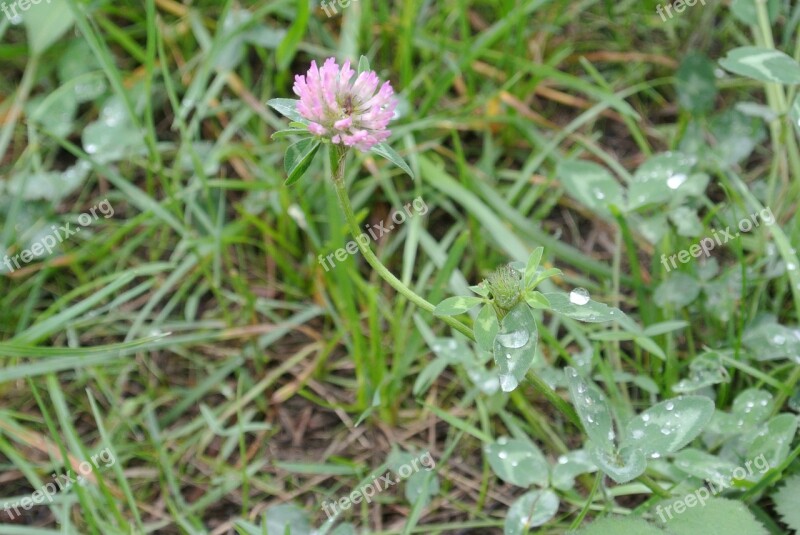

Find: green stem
[639,474,671,499]
[330,147,582,428]
[330,147,474,340]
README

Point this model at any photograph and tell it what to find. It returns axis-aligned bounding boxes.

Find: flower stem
[329,147,668,496]
[330,147,474,340]
[329,147,582,428]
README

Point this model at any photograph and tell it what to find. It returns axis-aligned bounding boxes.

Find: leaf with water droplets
[628,152,697,210]
[564,367,616,452]
[742,319,800,364]
[81,96,147,164]
[621,396,714,457]
[485,437,549,488]
[746,413,797,468]
[589,443,646,484]
[543,291,626,323]
[708,109,766,168]
[428,337,470,363]
[465,363,501,395]
[731,389,773,429]
[493,303,538,392]
[672,350,730,394]
[504,489,559,534]
[672,448,740,482]
[556,160,624,218]
[434,296,484,316]
[474,304,499,352]
[552,449,597,491]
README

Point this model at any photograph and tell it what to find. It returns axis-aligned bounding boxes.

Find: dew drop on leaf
[569,288,591,305]
[496,330,529,349]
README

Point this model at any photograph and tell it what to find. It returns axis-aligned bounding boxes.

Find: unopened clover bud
[486,264,522,313]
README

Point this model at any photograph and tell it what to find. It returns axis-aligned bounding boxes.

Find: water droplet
[496,330,529,349]
[85,143,98,154]
[498,451,508,459]
[660,428,672,435]
[577,383,587,394]
[505,353,512,360]
[587,415,594,423]
[773,335,786,345]
[607,430,615,441]
[498,437,508,445]
[569,288,590,306]
[788,263,797,271]
[593,188,606,200]
[651,453,661,459]
[665,402,675,411]
[557,455,568,464]
[500,375,518,392]
[642,414,650,422]
[511,460,519,467]
[631,429,644,440]
[667,173,687,189]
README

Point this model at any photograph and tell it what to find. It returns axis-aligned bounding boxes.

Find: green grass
[0,0,799,533]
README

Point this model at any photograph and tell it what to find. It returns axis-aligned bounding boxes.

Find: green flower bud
[486,264,523,314]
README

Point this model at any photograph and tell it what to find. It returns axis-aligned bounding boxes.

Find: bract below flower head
[292,57,397,152]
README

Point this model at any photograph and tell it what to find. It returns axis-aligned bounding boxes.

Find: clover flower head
[292,57,397,152]
[487,264,523,311]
